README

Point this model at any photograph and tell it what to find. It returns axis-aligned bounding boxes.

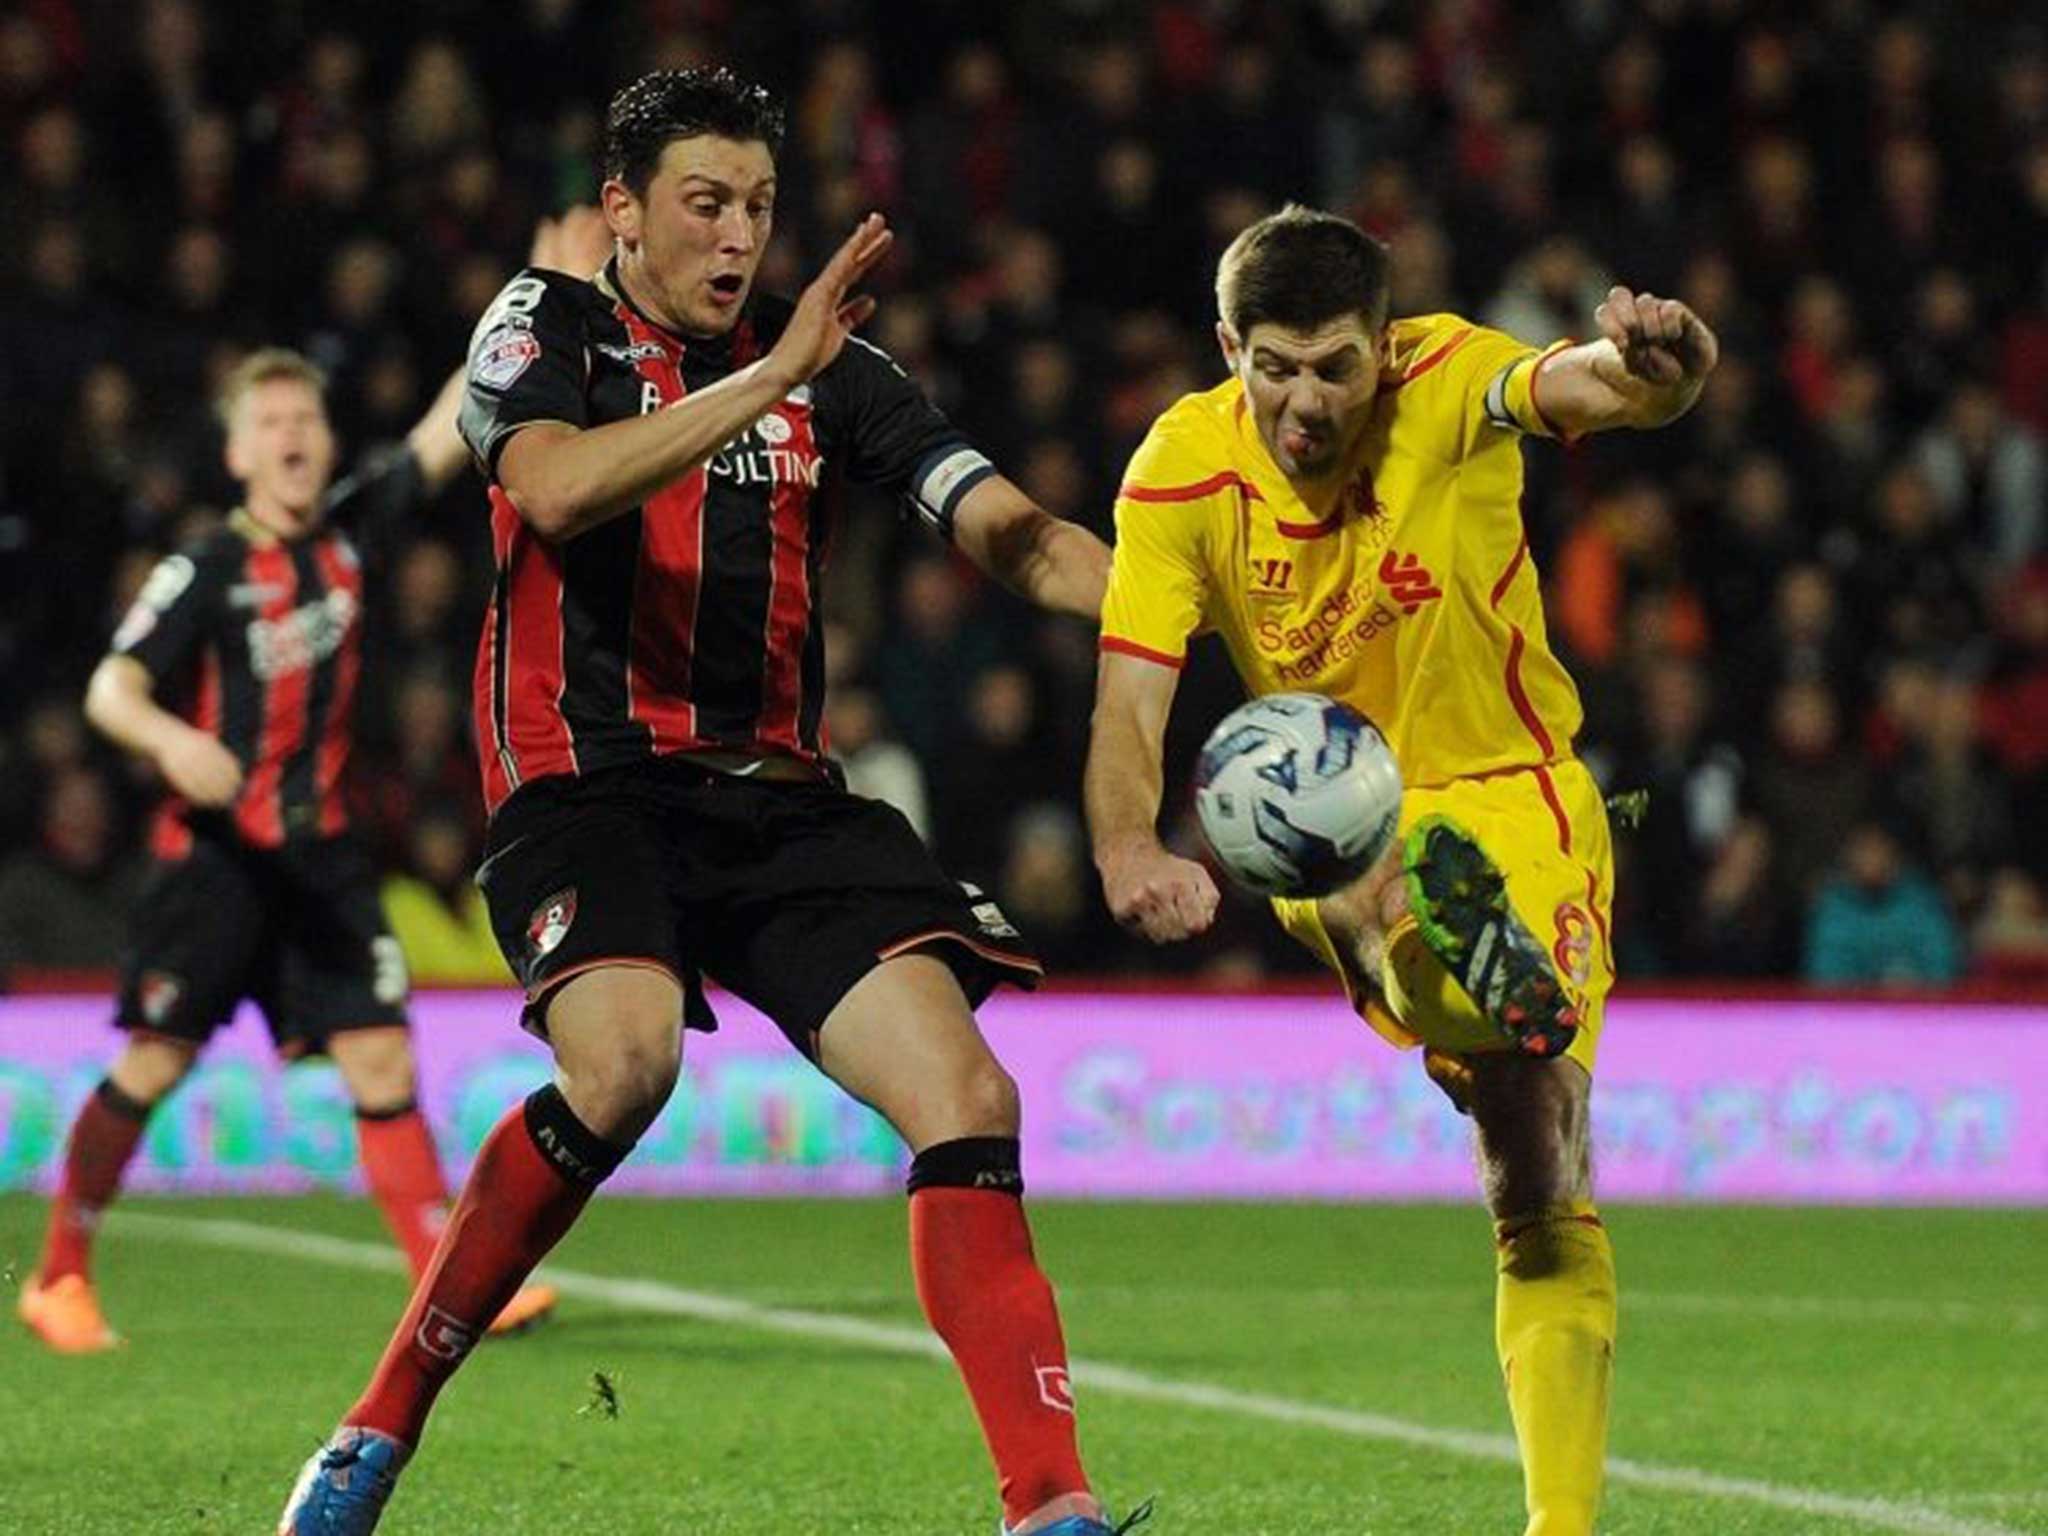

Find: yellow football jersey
[1101,314,1581,787]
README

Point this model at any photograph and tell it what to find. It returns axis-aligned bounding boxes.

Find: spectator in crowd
[1607,657,1744,975]
[0,5,2042,986]
[1804,819,1963,987]
[378,800,509,986]
[1751,677,1873,904]
[1973,867,2048,981]
[0,765,141,972]
[825,684,931,844]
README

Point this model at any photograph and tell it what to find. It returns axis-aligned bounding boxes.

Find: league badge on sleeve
[472,321,542,391]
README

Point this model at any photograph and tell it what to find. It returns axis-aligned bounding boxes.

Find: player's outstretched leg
[1403,815,1580,1057]
[279,969,675,1535]
[331,1026,558,1335]
[819,955,1145,1536]
[19,1038,196,1354]
[1468,1053,1615,1536]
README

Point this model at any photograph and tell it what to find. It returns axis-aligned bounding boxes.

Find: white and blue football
[1192,693,1403,898]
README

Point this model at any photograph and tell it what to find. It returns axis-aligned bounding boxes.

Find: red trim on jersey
[475,507,513,813]
[1502,627,1556,760]
[485,488,578,813]
[1490,534,1530,607]
[618,307,706,753]
[1100,636,1186,669]
[1529,346,1570,439]
[1533,763,1573,856]
[1119,470,1263,503]
[1489,534,1555,761]
[1274,509,1345,539]
[310,539,360,837]
[758,403,817,752]
[1383,328,1474,390]
[149,805,192,860]
[153,645,221,857]
[235,544,303,847]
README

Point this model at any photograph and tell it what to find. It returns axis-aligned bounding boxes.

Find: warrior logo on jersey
[528,887,578,958]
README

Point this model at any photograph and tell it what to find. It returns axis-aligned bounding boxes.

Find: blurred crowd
[1,0,2044,991]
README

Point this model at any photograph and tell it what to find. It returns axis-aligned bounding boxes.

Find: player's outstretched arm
[1527,285,1719,437]
[1086,650,1220,943]
[83,655,242,807]
[406,208,621,498]
[406,366,471,493]
[950,474,1110,621]
[499,215,894,541]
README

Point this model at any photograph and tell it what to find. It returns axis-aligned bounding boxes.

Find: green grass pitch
[2,1196,2043,1534]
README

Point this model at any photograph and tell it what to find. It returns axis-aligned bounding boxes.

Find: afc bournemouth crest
[138,970,184,1026]
[528,887,578,959]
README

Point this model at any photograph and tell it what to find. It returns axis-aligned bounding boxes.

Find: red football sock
[346,1087,622,1447]
[356,1104,452,1280]
[40,1080,152,1284]
[910,1159,1089,1528]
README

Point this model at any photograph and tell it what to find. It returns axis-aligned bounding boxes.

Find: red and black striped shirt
[458,262,994,819]
[110,449,423,857]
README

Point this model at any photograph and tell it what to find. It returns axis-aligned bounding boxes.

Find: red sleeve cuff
[1100,635,1186,669]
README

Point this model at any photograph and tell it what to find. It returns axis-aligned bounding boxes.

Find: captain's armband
[906,444,996,542]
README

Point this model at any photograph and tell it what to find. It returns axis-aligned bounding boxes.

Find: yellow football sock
[1495,1202,1616,1536]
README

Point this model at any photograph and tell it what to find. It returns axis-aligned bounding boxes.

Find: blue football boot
[276,1426,411,1534]
[1005,1498,1155,1535]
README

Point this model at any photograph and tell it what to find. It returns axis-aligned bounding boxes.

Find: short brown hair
[215,347,327,429]
[1216,204,1393,338]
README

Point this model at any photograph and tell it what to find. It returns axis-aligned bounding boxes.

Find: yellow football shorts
[1272,758,1614,1075]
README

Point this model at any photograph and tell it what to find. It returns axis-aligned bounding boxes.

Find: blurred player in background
[11,212,615,1356]
[1085,206,1718,1535]
[280,68,1144,1536]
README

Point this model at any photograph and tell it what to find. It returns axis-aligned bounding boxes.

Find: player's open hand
[529,205,614,277]
[768,213,894,388]
[157,725,242,807]
[1594,286,1718,387]
[1102,841,1221,944]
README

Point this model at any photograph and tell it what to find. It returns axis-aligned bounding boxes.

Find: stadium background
[0,0,2043,992]
[2,6,2045,1533]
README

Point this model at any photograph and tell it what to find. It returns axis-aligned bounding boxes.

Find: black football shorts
[117,833,409,1056]
[476,757,1041,1059]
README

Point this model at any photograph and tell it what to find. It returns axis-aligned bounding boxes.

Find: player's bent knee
[110,1036,199,1106]
[950,1059,1021,1139]
[328,1028,418,1112]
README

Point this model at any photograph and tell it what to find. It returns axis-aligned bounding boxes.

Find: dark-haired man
[1085,205,1717,1535]
[281,68,1139,1536]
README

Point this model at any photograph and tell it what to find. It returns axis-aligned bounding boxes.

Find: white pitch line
[116,1212,2027,1536]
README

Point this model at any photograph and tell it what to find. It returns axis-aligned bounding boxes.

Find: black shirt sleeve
[109,539,223,681]
[458,268,590,479]
[825,336,996,540]
[322,443,424,561]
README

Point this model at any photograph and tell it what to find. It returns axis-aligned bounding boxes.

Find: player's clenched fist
[1100,842,1221,944]
[156,725,243,807]
[1593,285,1718,387]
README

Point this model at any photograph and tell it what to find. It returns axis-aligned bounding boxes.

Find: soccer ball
[1193,693,1403,898]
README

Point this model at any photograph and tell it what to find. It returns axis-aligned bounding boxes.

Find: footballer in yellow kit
[1084,206,1718,1536]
